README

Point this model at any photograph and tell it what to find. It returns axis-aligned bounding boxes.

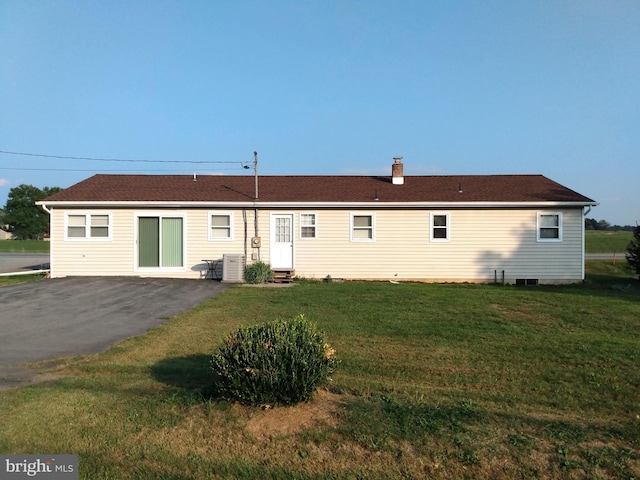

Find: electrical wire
[0,166,244,172]
[0,149,251,166]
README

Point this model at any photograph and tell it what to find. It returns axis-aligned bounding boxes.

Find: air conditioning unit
[222,254,245,283]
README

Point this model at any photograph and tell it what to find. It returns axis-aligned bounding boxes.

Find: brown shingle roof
[42,174,596,205]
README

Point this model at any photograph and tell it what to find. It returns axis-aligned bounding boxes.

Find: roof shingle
[42,174,596,204]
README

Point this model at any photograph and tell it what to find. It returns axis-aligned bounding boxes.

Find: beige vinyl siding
[50,208,249,279]
[50,208,134,277]
[50,206,585,283]
[280,208,584,283]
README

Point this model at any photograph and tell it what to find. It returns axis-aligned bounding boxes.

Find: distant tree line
[584,218,635,231]
[1,184,62,239]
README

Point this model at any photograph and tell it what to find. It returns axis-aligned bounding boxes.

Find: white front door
[270,214,294,269]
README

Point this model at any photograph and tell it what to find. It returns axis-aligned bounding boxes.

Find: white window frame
[430,212,450,243]
[299,213,317,239]
[65,212,112,241]
[208,212,234,241]
[350,213,375,242]
[537,212,563,242]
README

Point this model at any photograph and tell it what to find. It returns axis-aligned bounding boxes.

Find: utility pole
[253,151,259,259]
[253,151,258,200]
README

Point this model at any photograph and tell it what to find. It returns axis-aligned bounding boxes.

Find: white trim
[270,212,295,269]
[581,207,586,280]
[299,212,317,239]
[430,212,450,243]
[134,212,187,272]
[208,211,234,241]
[40,200,599,209]
[537,212,563,242]
[64,212,112,241]
[350,212,376,242]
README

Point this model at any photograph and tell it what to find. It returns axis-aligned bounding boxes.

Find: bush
[210,314,337,406]
[626,225,640,280]
[244,260,273,284]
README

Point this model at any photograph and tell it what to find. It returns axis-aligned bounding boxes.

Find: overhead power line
[0,149,250,166]
[0,167,243,173]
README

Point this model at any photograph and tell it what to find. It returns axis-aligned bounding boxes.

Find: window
[137,215,185,269]
[351,213,375,241]
[209,213,233,240]
[66,213,111,240]
[300,213,317,239]
[275,216,292,242]
[537,213,562,242]
[430,212,450,242]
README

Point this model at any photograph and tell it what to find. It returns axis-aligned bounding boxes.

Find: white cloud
[0,178,10,187]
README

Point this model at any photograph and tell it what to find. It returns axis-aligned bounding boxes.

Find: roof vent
[392,157,404,185]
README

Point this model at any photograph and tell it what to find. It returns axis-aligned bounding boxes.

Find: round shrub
[210,314,337,406]
[244,260,274,284]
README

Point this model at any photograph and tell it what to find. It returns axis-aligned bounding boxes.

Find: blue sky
[1,0,638,225]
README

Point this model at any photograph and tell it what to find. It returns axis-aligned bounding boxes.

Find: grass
[586,230,633,253]
[0,273,48,287]
[0,262,638,479]
[0,239,50,253]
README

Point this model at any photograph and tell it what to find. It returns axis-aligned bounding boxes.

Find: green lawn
[586,230,633,253]
[0,239,50,253]
[0,273,47,287]
[0,263,638,479]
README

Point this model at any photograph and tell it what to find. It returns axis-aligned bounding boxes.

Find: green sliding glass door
[138,216,183,268]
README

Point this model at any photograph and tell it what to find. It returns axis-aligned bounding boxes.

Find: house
[0,229,13,240]
[38,159,597,284]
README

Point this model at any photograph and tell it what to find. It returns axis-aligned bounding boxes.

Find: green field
[0,262,638,479]
[585,230,633,253]
[0,239,50,253]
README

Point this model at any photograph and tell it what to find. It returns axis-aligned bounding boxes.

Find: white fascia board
[39,200,599,209]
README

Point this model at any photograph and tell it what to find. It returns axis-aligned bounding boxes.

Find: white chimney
[392,157,404,185]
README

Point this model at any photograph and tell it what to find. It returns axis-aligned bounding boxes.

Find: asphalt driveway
[0,276,227,389]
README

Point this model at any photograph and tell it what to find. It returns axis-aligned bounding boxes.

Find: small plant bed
[211,314,337,406]
[243,260,274,284]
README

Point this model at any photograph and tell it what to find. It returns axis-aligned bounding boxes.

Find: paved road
[585,253,626,260]
[0,276,227,389]
[0,253,50,274]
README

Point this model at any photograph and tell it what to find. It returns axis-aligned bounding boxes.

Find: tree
[585,218,612,230]
[585,218,598,230]
[3,184,62,239]
[626,225,640,280]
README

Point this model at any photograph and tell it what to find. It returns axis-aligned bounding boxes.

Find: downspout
[582,206,592,281]
[39,202,53,277]
[40,203,52,215]
[243,209,247,260]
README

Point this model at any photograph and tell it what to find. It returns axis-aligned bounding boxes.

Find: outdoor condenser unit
[222,254,245,283]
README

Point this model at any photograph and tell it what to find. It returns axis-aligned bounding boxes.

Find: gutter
[36,200,600,209]
[38,202,52,214]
